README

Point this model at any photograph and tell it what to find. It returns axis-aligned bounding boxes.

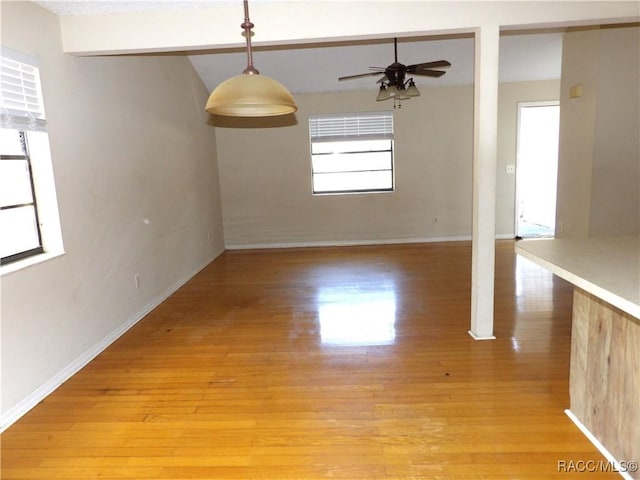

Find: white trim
[468,330,496,340]
[564,409,634,480]
[0,47,41,68]
[226,235,474,251]
[0,250,65,277]
[226,235,518,251]
[0,247,225,433]
[496,233,515,240]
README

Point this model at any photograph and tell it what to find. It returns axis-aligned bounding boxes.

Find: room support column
[469,24,499,340]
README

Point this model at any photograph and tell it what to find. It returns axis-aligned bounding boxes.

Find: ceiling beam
[57,1,640,56]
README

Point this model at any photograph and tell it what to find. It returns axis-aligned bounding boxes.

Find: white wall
[215,80,559,248]
[556,26,640,238]
[0,2,225,426]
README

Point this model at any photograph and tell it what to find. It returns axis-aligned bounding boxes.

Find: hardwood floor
[1,241,618,479]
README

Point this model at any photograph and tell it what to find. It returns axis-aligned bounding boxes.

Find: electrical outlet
[506,164,516,174]
[433,217,439,224]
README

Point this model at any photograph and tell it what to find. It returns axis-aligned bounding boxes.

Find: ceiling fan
[338,38,451,102]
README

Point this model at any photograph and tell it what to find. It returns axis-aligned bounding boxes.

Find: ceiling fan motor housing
[385,62,408,87]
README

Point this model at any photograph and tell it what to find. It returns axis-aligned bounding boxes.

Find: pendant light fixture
[205,0,297,117]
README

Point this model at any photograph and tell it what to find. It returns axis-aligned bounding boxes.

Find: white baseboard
[564,409,633,480]
[226,235,476,250]
[227,234,517,251]
[468,330,497,340]
[0,247,225,433]
[496,233,516,240]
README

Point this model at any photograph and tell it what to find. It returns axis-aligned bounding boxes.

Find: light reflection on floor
[512,253,558,352]
[316,282,397,347]
[515,254,555,309]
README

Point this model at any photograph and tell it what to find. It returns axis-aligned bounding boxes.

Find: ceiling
[188,33,563,95]
[35,1,564,95]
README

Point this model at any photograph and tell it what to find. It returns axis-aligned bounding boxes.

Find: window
[1,47,63,270]
[0,129,43,263]
[309,112,394,194]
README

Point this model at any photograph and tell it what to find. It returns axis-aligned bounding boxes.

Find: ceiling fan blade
[412,70,447,78]
[368,67,387,71]
[407,60,451,72]
[338,72,384,81]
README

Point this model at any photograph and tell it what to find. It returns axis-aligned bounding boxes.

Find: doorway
[515,101,560,238]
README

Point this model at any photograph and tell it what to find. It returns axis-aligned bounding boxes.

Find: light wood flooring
[1,241,618,479]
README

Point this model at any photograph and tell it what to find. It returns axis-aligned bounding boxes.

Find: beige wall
[215,80,559,248]
[55,1,640,56]
[556,26,640,237]
[590,26,640,236]
[0,2,224,423]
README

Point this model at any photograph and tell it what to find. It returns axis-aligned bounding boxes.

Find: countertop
[515,236,640,319]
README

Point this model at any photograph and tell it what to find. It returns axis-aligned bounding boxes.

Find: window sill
[312,189,395,196]
[1,250,65,277]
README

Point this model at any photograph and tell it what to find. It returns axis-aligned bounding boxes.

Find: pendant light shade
[205,0,297,117]
[205,74,297,117]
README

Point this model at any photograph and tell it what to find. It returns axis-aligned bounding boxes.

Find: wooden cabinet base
[570,288,640,476]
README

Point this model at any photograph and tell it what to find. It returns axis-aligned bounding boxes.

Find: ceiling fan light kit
[205,0,297,117]
[376,84,390,101]
[339,38,449,108]
[405,79,420,97]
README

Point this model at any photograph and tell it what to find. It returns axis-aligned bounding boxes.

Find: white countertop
[515,236,640,319]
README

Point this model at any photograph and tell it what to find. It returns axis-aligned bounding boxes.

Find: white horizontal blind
[1,49,46,132]
[309,112,395,194]
[309,111,393,143]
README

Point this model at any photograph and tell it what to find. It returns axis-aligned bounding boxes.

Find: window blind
[309,111,393,143]
[1,48,46,132]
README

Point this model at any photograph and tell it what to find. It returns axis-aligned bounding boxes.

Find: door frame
[514,100,560,238]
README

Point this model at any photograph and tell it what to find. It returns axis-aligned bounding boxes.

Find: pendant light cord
[241,0,259,74]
